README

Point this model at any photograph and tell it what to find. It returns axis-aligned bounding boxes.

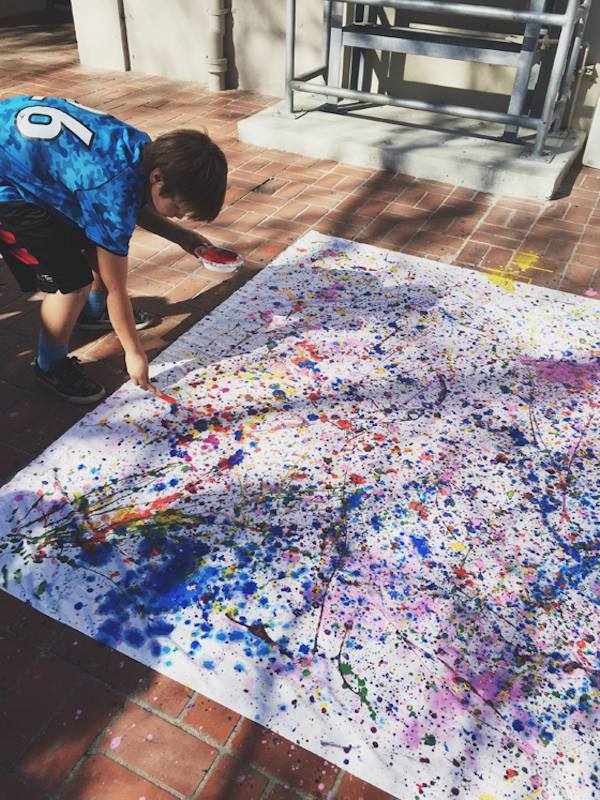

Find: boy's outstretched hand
[126,349,155,393]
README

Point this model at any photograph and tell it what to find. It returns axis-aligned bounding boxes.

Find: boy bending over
[0,95,227,403]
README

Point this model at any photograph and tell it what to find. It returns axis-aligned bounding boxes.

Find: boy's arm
[136,206,211,253]
[95,246,154,392]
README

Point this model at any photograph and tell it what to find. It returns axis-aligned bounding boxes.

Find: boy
[0,95,227,403]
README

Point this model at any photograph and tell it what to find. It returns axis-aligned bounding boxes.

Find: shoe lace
[53,356,86,381]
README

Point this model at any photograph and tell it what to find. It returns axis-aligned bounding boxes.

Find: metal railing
[285,0,591,157]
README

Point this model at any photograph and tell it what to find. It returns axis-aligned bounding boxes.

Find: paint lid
[195,245,244,273]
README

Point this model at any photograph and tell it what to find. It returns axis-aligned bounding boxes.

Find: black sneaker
[77,308,157,332]
[33,356,106,404]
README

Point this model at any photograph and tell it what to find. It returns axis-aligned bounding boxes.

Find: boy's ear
[149,167,163,185]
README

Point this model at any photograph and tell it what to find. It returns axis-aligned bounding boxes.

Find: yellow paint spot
[484,250,552,293]
[479,795,498,800]
[449,541,468,553]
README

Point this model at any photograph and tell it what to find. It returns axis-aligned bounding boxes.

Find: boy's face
[148,169,186,219]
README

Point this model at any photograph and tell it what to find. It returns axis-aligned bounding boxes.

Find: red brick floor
[0,9,599,800]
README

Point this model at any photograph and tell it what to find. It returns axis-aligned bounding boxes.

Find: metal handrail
[317,0,568,27]
[285,0,587,158]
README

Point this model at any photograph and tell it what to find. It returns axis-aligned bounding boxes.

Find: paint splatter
[0,232,598,800]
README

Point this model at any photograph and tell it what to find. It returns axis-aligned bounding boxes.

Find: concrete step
[238,99,586,201]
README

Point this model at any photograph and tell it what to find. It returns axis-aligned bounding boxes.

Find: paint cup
[194,245,244,274]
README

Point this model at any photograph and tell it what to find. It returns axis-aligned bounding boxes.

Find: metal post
[326,1,345,106]
[533,0,580,155]
[323,1,333,67]
[553,0,592,131]
[504,0,546,141]
[286,0,297,114]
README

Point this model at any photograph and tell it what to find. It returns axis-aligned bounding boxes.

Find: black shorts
[0,201,95,294]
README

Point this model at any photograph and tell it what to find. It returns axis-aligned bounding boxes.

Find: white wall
[123,0,212,84]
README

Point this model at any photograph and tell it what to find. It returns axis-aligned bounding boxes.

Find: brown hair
[143,130,227,221]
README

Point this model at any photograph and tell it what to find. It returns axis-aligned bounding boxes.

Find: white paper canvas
[1,232,598,799]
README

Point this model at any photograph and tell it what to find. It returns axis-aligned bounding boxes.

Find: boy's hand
[178,229,213,255]
[125,349,154,392]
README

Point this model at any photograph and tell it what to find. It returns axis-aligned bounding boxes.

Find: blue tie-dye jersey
[0,95,150,255]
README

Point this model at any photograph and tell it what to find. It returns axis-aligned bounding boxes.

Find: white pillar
[582,95,600,169]
[71,0,129,72]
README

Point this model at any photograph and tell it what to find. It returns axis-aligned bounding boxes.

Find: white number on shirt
[15,96,105,147]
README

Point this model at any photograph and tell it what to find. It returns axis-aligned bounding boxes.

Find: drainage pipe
[207,0,228,91]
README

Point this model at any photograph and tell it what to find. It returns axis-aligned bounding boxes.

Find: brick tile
[481,246,514,269]
[336,773,397,800]
[404,232,463,258]
[581,173,600,191]
[200,754,268,800]
[53,629,149,693]
[0,654,81,763]
[482,205,513,226]
[559,276,594,297]
[134,671,193,719]
[231,720,339,796]
[183,694,240,744]
[474,223,525,249]
[359,215,399,241]
[60,753,174,800]
[0,591,29,629]
[496,197,544,213]
[453,241,489,267]
[416,191,447,211]
[472,228,526,251]
[334,175,367,193]
[571,250,600,270]
[248,242,287,265]
[529,220,583,240]
[565,263,595,287]
[510,210,538,231]
[0,630,36,689]
[379,221,419,249]
[564,204,593,224]
[266,786,304,800]
[18,679,123,792]
[295,205,327,226]
[543,237,577,261]
[99,702,217,796]
[0,767,45,800]
[8,603,66,648]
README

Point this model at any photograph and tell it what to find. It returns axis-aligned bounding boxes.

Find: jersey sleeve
[77,164,146,256]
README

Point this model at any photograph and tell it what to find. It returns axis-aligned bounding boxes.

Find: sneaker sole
[34,373,106,405]
[76,318,155,332]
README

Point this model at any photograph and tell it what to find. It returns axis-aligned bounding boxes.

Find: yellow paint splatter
[449,541,468,553]
[484,250,552,293]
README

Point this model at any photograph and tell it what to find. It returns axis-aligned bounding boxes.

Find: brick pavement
[0,8,598,800]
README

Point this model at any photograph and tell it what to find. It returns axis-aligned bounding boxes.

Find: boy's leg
[0,202,106,403]
[40,284,91,347]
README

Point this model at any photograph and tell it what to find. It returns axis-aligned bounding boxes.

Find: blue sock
[82,289,107,320]
[37,336,68,372]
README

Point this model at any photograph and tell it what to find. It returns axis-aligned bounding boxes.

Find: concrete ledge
[238,99,586,200]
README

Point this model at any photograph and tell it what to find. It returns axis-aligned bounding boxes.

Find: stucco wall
[70,0,599,132]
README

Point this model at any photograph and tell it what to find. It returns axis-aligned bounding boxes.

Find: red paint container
[194,245,244,274]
